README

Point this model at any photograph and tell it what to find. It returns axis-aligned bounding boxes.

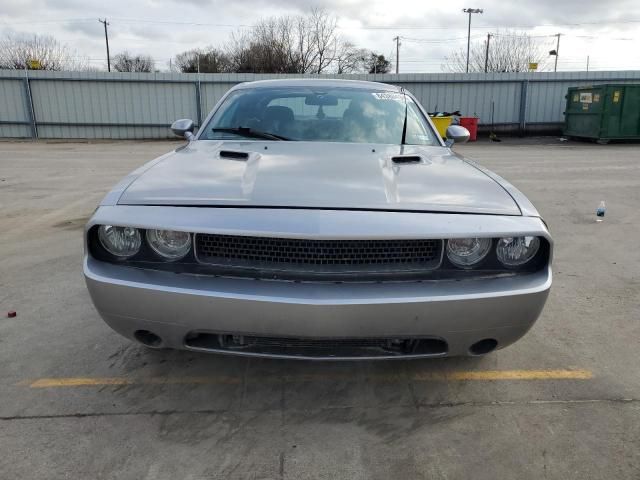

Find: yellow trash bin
[429,116,453,139]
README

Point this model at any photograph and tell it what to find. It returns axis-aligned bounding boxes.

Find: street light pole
[463,8,483,73]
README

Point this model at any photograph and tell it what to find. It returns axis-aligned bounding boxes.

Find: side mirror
[444,125,470,147]
[171,119,195,140]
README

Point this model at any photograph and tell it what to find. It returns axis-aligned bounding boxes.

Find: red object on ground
[7,311,16,318]
[459,117,479,141]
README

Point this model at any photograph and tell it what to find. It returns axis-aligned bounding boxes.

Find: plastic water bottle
[596,201,606,222]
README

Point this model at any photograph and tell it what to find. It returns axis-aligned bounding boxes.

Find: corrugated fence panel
[2,70,640,139]
[525,71,640,124]
[381,78,522,125]
[200,81,239,119]
[27,72,198,139]
[0,76,30,138]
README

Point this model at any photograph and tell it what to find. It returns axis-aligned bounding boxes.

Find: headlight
[496,236,540,266]
[98,225,142,258]
[446,238,491,268]
[146,229,192,261]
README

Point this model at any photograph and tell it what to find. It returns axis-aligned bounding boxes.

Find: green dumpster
[563,84,640,143]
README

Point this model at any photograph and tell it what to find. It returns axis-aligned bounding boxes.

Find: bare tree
[113,51,154,72]
[445,31,549,73]
[309,8,339,73]
[0,34,87,71]
[226,28,296,73]
[225,32,253,72]
[293,14,317,73]
[251,16,301,73]
[335,41,367,74]
[173,47,231,73]
[224,9,343,74]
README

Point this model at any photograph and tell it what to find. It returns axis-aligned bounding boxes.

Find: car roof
[232,78,401,92]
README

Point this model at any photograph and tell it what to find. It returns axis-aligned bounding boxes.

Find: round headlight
[446,238,492,268]
[146,229,191,261]
[496,236,540,266]
[98,225,142,259]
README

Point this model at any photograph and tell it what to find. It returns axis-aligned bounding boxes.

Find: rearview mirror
[171,119,195,140]
[445,125,470,147]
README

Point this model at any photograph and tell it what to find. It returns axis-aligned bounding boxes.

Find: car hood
[117,141,520,215]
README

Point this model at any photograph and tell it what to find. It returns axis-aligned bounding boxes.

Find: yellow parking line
[23,369,592,388]
[29,377,133,388]
[27,376,243,388]
[412,369,593,381]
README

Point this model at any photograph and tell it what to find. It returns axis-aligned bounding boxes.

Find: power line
[5,16,640,30]
[401,35,483,43]
[573,35,635,40]
[0,18,95,25]
[0,17,249,27]
[347,18,640,29]
[489,33,558,38]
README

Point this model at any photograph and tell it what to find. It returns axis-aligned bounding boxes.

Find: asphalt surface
[0,138,638,479]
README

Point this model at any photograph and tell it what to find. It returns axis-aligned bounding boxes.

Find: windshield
[200,86,440,145]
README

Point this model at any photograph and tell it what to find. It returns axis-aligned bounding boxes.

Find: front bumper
[84,206,552,359]
[84,256,551,359]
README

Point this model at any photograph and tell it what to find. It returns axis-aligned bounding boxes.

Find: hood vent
[391,155,422,164]
[219,150,249,160]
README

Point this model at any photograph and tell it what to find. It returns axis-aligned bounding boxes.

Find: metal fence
[2,70,640,139]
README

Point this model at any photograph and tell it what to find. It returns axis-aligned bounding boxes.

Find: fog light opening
[469,338,498,355]
[134,330,163,348]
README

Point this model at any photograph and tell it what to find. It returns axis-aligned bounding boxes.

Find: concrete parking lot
[0,138,638,479]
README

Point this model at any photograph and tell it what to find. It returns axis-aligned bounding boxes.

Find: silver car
[84,79,552,360]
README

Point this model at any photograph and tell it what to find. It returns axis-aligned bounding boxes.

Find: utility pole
[393,36,401,74]
[586,55,590,72]
[98,18,111,72]
[553,33,561,73]
[484,33,492,73]
[463,8,483,73]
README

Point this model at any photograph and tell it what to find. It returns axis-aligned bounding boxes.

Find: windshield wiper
[212,127,291,141]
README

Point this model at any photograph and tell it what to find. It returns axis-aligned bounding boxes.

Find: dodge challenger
[84,79,552,360]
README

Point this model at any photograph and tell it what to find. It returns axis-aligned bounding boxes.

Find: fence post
[194,81,202,127]
[22,76,37,139]
[518,80,529,136]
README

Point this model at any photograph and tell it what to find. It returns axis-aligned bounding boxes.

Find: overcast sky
[1,0,640,72]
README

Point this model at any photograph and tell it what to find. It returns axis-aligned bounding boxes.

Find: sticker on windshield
[372,92,404,101]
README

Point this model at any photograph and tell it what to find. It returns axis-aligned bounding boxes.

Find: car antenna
[400,87,408,148]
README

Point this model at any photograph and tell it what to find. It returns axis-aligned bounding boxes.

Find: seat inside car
[261,106,295,137]
[342,100,374,142]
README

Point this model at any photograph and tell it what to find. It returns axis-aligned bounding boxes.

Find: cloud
[64,20,104,38]
[0,0,638,72]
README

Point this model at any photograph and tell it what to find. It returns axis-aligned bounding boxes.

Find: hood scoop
[391,155,422,164]
[118,142,521,215]
[219,150,249,161]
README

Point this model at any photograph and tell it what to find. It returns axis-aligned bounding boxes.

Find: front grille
[195,233,442,280]
[185,332,448,359]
